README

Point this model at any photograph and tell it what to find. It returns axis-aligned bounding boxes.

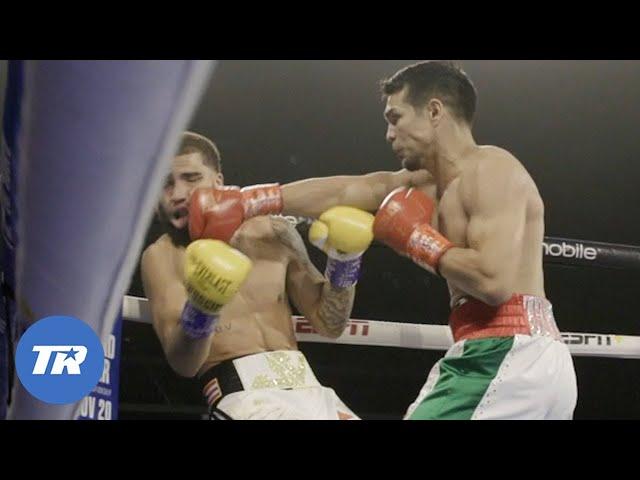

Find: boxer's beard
[402,156,422,171]
[157,207,191,247]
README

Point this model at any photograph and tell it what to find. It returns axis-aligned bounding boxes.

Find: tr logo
[15,316,104,404]
[31,346,88,375]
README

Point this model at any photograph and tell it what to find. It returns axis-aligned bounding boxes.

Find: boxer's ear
[427,98,444,124]
[214,172,224,187]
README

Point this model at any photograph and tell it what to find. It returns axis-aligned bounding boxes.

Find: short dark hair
[178,131,222,173]
[381,61,477,125]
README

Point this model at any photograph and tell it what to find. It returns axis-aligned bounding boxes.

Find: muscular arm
[141,243,212,377]
[438,158,528,306]
[271,217,354,339]
[281,169,433,218]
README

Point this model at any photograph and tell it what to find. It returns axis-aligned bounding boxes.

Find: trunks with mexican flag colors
[405,294,577,420]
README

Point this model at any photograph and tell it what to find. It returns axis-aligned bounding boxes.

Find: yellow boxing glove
[181,239,252,339]
[309,206,374,288]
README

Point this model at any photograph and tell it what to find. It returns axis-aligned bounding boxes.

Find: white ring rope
[122,295,640,359]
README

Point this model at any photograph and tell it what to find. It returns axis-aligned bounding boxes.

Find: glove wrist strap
[241,183,283,217]
[406,224,453,275]
[180,301,219,339]
[325,254,363,288]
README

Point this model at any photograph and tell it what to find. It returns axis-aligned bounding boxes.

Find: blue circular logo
[15,316,105,404]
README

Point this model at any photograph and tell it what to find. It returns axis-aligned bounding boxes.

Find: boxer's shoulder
[142,234,180,267]
[454,146,534,212]
[474,146,521,171]
[230,215,297,260]
[462,146,528,189]
[239,215,300,238]
[233,215,281,241]
[151,233,176,252]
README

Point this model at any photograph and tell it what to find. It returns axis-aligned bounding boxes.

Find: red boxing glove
[189,183,283,243]
[373,187,453,275]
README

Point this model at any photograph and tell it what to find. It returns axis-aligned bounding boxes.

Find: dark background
[3,61,639,419]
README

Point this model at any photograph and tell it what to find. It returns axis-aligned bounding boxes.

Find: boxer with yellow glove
[143,131,378,419]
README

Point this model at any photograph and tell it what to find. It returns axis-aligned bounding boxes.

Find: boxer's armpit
[270,216,310,262]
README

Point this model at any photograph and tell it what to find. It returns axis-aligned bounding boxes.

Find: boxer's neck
[425,123,477,197]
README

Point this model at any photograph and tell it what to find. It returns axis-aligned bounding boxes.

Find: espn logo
[561,334,616,346]
[31,345,88,375]
[294,318,370,337]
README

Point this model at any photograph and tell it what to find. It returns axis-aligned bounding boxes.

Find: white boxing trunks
[201,350,358,420]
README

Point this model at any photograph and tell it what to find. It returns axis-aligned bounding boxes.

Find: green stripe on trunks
[408,336,515,420]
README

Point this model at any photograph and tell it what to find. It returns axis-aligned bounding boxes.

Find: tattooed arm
[271,217,354,339]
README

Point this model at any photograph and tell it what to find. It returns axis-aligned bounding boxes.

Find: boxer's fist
[180,240,252,338]
[189,184,283,243]
[374,187,452,275]
[309,206,374,255]
[309,206,374,288]
[189,186,244,243]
